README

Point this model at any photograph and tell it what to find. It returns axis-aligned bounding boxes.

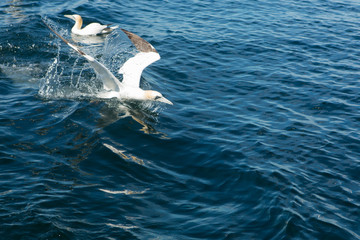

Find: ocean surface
[1,0,360,239]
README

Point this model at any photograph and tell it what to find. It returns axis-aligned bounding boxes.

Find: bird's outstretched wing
[119,29,160,88]
[43,20,123,92]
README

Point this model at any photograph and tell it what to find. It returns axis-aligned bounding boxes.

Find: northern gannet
[43,21,173,105]
[64,14,118,36]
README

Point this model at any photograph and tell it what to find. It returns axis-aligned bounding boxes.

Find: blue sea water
[1,0,360,239]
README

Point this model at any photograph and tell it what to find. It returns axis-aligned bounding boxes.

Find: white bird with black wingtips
[43,20,173,105]
[64,14,118,36]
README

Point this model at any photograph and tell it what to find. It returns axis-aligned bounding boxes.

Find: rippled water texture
[1,0,360,239]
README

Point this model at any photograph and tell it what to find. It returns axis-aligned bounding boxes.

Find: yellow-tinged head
[64,14,83,29]
[144,90,173,105]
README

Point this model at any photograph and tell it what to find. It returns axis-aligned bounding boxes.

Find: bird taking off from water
[64,14,118,35]
[43,20,173,105]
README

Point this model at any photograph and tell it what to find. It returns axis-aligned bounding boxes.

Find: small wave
[99,188,147,195]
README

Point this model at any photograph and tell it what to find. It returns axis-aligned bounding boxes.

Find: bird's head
[64,14,82,23]
[145,90,173,105]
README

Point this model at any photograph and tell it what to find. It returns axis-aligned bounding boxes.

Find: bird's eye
[155,96,161,100]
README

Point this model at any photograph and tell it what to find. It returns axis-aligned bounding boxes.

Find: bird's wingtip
[120,28,158,53]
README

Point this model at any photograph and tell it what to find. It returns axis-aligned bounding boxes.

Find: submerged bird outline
[43,20,173,105]
[64,14,118,35]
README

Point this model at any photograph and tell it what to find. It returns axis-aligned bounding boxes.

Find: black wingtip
[42,19,72,46]
[42,19,86,56]
[120,28,158,53]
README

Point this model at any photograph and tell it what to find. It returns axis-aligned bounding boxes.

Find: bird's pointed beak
[64,15,75,21]
[157,97,173,105]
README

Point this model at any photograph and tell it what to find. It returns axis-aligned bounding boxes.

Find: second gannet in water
[64,14,118,36]
[43,21,173,105]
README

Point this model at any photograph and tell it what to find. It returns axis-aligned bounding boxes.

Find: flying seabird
[64,14,118,36]
[43,21,173,105]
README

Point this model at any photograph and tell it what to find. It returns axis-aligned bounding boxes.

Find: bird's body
[97,87,157,101]
[64,14,118,36]
[43,20,172,105]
